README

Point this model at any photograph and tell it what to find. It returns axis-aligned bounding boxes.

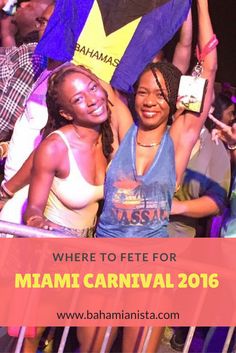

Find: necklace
[136,129,162,148]
[136,140,161,148]
[136,133,162,147]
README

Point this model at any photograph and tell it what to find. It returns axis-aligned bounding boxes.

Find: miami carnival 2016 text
[15,272,219,289]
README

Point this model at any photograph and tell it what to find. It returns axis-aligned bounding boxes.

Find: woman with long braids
[8,63,114,353]
[23,63,113,236]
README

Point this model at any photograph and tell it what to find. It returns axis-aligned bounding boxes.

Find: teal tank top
[96,124,176,238]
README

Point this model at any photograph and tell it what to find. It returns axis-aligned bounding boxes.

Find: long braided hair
[134,61,182,124]
[43,63,114,159]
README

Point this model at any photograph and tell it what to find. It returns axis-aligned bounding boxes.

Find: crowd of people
[0,0,235,352]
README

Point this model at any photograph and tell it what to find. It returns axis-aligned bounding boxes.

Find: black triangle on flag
[97,0,170,36]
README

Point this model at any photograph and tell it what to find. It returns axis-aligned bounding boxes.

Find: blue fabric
[221,169,236,237]
[35,0,191,92]
[96,124,176,238]
[111,0,191,92]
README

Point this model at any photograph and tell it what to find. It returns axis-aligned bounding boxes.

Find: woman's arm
[170,0,217,186]
[171,196,219,217]
[172,137,231,218]
[0,152,35,210]
[23,136,62,229]
[2,152,34,193]
[172,8,192,74]
[99,79,133,153]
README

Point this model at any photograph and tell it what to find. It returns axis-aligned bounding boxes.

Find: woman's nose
[143,94,157,106]
[86,94,97,106]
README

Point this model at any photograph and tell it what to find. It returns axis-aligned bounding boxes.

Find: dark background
[166,0,236,87]
[207,0,236,87]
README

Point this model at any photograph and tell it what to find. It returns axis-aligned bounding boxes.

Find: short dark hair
[206,93,235,132]
[213,93,234,121]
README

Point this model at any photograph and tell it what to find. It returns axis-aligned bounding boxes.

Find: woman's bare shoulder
[34,131,68,166]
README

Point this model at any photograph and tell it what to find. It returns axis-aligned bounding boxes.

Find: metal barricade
[0,220,77,239]
[0,220,235,353]
[0,220,76,353]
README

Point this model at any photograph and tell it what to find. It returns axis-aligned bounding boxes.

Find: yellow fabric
[72,0,141,83]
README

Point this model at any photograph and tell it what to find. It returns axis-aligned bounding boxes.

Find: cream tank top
[44,130,104,229]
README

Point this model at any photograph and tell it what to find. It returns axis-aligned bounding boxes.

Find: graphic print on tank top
[111,178,170,226]
[97,124,176,237]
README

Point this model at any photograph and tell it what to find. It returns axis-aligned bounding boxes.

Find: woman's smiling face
[135,69,170,131]
[58,72,108,128]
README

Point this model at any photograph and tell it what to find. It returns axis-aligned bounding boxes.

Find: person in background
[0,3,58,220]
[168,95,231,351]
[211,94,236,164]
[168,123,230,238]
[197,112,236,353]
[0,39,46,142]
[0,0,53,47]
[208,93,235,132]
[168,94,234,351]
[0,0,55,143]
[2,3,56,179]
[208,93,235,235]
[209,114,236,236]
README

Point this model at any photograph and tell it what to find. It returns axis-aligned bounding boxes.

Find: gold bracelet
[26,215,44,225]
[227,143,236,151]
[174,184,181,194]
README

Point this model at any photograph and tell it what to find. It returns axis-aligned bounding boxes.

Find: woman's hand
[0,191,10,210]
[0,183,13,210]
[26,215,55,231]
[209,113,236,145]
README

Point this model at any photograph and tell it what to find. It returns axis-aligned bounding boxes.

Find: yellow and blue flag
[36,0,191,92]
